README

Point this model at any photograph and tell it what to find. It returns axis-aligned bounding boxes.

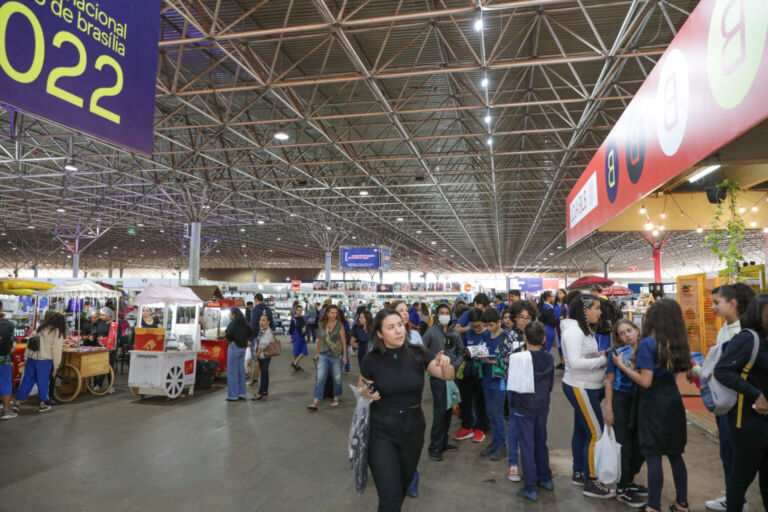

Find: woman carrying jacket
[714,294,768,512]
[15,312,66,413]
[225,307,251,401]
[560,294,614,499]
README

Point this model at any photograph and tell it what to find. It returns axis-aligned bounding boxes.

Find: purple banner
[0,0,161,155]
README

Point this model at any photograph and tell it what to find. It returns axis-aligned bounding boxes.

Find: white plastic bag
[506,351,534,393]
[594,425,622,484]
[348,384,372,493]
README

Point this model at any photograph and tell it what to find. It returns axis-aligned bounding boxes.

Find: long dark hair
[568,294,599,336]
[713,284,756,316]
[740,293,768,338]
[320,304,339,327]
[642,299,691,372]
[556,289,568,305]
[38,312,66,339]
[229,307,251,336]
[369,309,427,366]
[358,310,373,333]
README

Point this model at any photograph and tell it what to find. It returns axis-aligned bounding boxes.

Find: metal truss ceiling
[0,0,703,276]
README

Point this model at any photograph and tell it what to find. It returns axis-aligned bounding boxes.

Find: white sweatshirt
[716,320,741,346]
[560,318,606,390]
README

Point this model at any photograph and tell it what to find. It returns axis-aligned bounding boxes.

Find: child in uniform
[480,308,507,460]
[289,305,307,371]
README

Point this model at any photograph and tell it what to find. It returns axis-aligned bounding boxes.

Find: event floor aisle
[1,340,762,512]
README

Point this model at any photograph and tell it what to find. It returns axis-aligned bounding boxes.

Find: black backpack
[596,298,622,335]
[0,318,14,357]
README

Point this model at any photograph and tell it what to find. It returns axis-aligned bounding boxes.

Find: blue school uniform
[483,332,506,449]
[289,317,308,357]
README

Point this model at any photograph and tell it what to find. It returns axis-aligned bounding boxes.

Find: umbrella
[603,285,634,297]
[567,276,615,290]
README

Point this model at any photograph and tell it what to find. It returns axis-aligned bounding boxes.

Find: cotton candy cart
[128,283,203,399]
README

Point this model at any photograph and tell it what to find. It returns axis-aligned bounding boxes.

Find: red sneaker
[453,428,474,441]
[472,430,486,443]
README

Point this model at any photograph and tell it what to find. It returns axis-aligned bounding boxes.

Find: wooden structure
[54,348,115,402]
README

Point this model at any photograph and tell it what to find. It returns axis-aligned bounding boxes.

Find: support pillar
[653,247,662,283]
[379,268,383,284]
[325,251,332,289]
[72,253,79,278]
[407,269,412,286]
[564,272,568,288]
[119,266,124,278]
[252,269,258,282]
[604,261,610,279]
[33,259,38,278]
[188,222,201,285]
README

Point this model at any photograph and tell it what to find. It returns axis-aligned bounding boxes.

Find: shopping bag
[446,380,461,410]
[594,425,622,484]
[506,351,534,393]
[348,384,372,494]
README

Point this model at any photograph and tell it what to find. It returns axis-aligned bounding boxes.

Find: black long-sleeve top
[225,320,250,349]
[714,330,768,405]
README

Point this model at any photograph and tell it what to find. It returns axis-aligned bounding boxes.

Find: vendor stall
[186,286,245,376]
[129,283,202,399]
[33,280,122,402]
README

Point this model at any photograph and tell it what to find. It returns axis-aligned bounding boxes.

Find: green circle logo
[707,0,768,110]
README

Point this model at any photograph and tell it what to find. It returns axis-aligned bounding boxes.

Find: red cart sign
[566,0,768,247]
[291,280,301,292]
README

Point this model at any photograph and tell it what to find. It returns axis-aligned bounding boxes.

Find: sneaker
[617,490,645,508]
[442,444,458,452]
[490,444,506,461]
[453,428,474,440]
[472,429,486,443]
[583,478,616,499]
[507,465,521,482]
[538,480,554,491]
[624,483,648,496]
[571,471,585,486]
[517,487,538,501]
[555,362,565,370]
[108,387,116,394]
[480,444,494,457]
[705,498,749,512]
[1,410,18,420]
[429,451,443,462]
[11,403,19,413]
[38,405,52,413]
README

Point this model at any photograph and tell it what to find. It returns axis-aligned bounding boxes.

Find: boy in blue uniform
[511,321,554,501]
[480,308,507,460]
[454,308,490,443]
[289,305,307,372]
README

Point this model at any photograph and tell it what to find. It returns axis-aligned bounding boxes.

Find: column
[188,221,201,285]
[653,247,662,283]
[325,251,332,289]
[379,268,383,284]
[603,261,610,279]
[564,272,569,288]
[252,269,258,282]
[407,269,412,286]
[72,253,79,278]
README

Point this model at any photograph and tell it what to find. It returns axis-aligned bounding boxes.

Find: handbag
[263,334,282,357]
[26,335,41,352]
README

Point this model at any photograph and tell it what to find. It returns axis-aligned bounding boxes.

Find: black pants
[726,410,768,512]
[368,405,425,512]
[458,376,489,431]
[613,391,644,489]
[258,358,271,395]
[428,377,452,453]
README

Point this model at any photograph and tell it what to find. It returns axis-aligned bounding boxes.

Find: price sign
[0,0,161,155]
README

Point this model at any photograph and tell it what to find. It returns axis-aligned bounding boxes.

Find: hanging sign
[566,0,768,247]
[0,0,161,155]
[339,247,379,269]
[290,280,301,292]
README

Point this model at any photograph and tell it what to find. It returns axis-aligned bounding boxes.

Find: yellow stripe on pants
[574,387,598,478]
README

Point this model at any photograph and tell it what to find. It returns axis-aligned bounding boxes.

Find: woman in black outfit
[140,307,161,328]
[359,309,454,512]
[714,294,768,512]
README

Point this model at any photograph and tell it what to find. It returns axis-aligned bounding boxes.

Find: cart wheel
[86,367,115,396]
[164,365,184,399]
[54,364,82,403]
[131,387,145,398]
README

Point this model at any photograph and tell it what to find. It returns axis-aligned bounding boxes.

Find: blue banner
[517,278,543,294]
[340,247,379,269]
[0,0,161,155]
[380,248,391,271]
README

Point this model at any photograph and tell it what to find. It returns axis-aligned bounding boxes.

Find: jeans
[725,410,768,512]
[226,344,246,399]
[306,324,317,344]
[507,392,519,466]
[647,454,687,510]
[613,391,644,489]
[344,346,351,372]
[258,358,271,395]
[563,382,604,479]
[516,411,552,492]
[717,414,733,488]
[16,358,52,404]
[313,351,342,399]
[483,385,506,448]
[428,376,452,453]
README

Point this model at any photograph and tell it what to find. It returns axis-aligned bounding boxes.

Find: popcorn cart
[128,283,203,400]
[198,297,246,376]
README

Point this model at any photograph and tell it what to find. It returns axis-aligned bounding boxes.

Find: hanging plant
[703,179,745,283]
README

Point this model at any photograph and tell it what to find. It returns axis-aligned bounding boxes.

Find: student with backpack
[0,301,16,420]
[714,294,768,512]
[479,308,507,461]
[612,299,691,512]
[511,321,554,501]
[705,284,755,512]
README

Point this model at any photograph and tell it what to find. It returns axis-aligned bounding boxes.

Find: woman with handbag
[253,315,276,401]
[15,312,65,413]
[308,305,347,410]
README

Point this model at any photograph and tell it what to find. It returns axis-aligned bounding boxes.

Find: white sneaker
[705,497,749,512]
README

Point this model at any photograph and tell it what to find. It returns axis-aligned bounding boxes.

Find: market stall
[34,280,122,402]
[199,298,245,376]
[129,283,202,400]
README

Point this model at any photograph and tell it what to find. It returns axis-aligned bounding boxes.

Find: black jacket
[225,320,250,349]
[714,330,768,410]
[422,323,464,370]
[83,319,109,347]
[0,317,14,357]
[539,303,558,327]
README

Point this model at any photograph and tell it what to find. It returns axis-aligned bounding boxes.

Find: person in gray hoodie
[423,303,464,461]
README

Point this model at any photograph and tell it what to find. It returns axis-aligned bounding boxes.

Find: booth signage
[566,0,768,247]
[340,247,379,269]
[0,0,161,155]
[290,280,301,292]
[377,284,393,293]
[517,278,543,294]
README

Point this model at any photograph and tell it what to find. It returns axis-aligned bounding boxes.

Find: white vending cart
[129,283,203,399]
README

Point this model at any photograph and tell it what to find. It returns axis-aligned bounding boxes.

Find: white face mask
[438,315,451,326]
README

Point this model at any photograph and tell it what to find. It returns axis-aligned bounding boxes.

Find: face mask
[438,315,451,326]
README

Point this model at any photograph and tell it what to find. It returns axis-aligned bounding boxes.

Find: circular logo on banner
[656,49,690,157]
[624,109,646,184]
[463,283,472,293]
[604,139,619,203]
[707,0,768,110]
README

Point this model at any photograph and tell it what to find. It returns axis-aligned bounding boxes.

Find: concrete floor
[1,338,763,512]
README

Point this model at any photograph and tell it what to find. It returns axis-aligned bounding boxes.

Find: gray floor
[1,338,763,512]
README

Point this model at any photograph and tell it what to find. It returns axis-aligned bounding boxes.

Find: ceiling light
[359,190,369,196]
[484,115,491,124]
[430,241,436,245]
[481,77,488,88]
[396,217,404,222]
[416,230,422,234]
[639,205,646,215]
[326,226,331,230]
[214,239,218,243]
[474,17,483,32]
[764,227,768,233]
[240,228,246,232]
[290,213,296,217]
[652,229,659,236]
[660,212,666,219]
[56,207,66,213]
[113,246,117,249]
[644,222,653,230]
[27,225,34,229]
[351,236,356,239]
[739,207,746,214]
[556,245,562,249]
[257,220,265,225]
[749,220,757,227]
[0,233,4,236]
[697,226,703,233]
[274,131,289,141]
[659,225,665,231]
[140,239,145,242]
[688,164,721,182]
[159,229,164,233]
[203,205,210,209]
[64,160,78,172]
[487,137,493,146]
[276,238,281,241]
[241,244,246,248]
[752,206,759,212]
[137,223,144,227]
[216,250,220,253]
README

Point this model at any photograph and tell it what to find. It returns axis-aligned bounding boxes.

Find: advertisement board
[0,0,161,155]
[380,247,391,271]
[566,0,768,247]
[340,247,379,269]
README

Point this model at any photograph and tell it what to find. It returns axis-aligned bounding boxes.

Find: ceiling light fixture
[481,77,488,88]
[739,207,746,214]
[659,225,665,231]
[56,207,66,213]
[487,137,493,146]
[660,212,666,219]
[396,217,404,222]
[484,115,491,124]
[652,229,659,236]
[696,226,703,233]
[64,160,78,172]
[257,220,265,225]
[474,17,483,32]
[639,205,646,215]
[430,241,436,245]
[240,228,246,232]
[752,206,759,212]
[644,222,653,230]
[750,221,757,227]
[274,131,289,141]
[688,164,721,182]
[359,190,368,196]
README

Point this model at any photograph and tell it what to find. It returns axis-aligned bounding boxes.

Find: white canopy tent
[134,283,202,306]
[34,279,122,299]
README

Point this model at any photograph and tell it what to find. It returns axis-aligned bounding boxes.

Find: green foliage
[703,179,745,283]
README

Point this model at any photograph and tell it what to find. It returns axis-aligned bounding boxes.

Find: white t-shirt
[716,320,741,346]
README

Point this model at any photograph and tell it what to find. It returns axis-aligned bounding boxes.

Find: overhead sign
[0,0,161,155]
[380,247,391,271]
[376,284,393,293]
[290,280,301,292]
[566,0,768,247]
[340,247,379,269]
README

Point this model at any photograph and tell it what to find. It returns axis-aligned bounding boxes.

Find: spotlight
[274,131,289,141]
[639,205,646,215]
